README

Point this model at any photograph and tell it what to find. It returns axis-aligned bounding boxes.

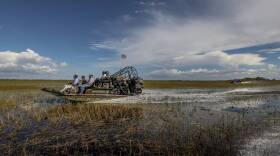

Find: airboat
[42,66,143,102]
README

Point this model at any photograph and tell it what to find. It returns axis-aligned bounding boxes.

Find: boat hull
[41,88,128,102]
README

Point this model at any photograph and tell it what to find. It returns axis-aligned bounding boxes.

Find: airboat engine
[93,66,143,95]
[110,66,143,95]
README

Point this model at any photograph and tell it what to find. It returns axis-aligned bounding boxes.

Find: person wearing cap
[78,74,95,94]
[60,74,80,93]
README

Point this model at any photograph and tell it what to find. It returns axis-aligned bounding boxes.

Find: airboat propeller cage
[109,66,143,95]
[111,66,139,79]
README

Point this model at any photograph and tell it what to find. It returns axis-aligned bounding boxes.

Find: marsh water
[101,87,280,116]
[1,86,280,155]
[100,87,280,155]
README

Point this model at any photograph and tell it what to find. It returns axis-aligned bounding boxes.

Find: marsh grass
[0,99,16,112]
[0,80,66,91]
[33,103,144,124]
[1,111,269,156]
[0,103,144,155]
[1,80,280,155]
[0,103,275,156]
[0,102,145,155]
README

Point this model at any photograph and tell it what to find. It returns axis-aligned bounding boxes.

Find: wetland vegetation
[1,80,280,155]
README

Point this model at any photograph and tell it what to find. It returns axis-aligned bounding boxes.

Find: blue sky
[0,0,280,80]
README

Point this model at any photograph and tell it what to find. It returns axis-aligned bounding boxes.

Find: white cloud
[172,51,265,67]
[258,48,280,54]
[150,68,220,78]
[59,62,68,67]
[150,65,280,80]
[0,49,66,75]
[92,0,280,79]
[95,0,279,64]
[139,1,166,7]
[91,43,114,50]
[97,57,111,61]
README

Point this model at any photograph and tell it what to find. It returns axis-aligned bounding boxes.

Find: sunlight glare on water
[99,88,226,104]
[98,87,280,111]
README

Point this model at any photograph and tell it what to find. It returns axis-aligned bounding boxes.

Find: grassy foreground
[0,79,280,155]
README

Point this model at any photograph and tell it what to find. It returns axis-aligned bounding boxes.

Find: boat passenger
[81,75,87,85]
[87,75,95,85]
[60,74,79,93]
[78,74,95,94]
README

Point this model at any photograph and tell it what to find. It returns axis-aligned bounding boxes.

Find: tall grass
[0,109,271,156]
[0,99,16,112]
[0,80,280,155]
[33,103,143,124]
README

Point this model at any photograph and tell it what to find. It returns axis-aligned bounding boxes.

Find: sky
[1,0,280,80]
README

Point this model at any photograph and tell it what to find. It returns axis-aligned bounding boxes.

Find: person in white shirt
[87,75,95,85]
[78,74,95,94]
[60,74,80,93]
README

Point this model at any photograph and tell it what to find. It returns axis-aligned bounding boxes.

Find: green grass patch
[0,80,67,90]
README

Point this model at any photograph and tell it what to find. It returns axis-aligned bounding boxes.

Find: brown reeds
[33,103,144,124]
